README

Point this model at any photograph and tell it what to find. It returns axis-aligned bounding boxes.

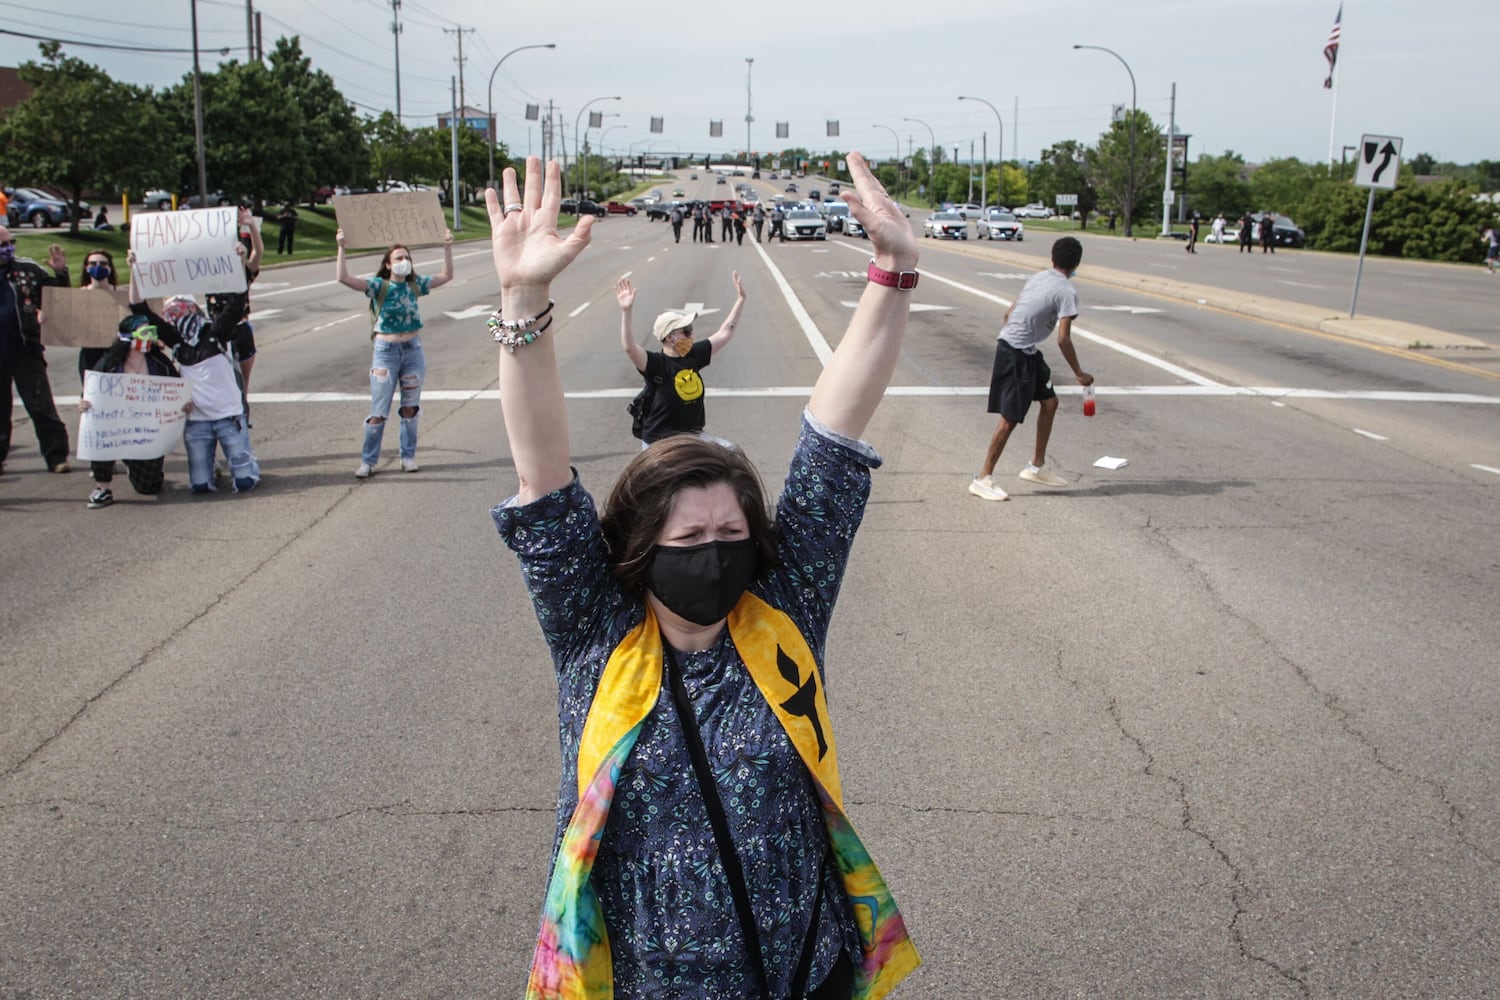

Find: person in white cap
[615,271,745,444]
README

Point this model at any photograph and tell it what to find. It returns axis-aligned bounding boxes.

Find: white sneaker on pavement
[968,476,1010,501]
[355,463,373,479]
[1019,465,1068,487]
[401,458,419,473]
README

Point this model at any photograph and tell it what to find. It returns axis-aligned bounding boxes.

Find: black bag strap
[664,644,825,999]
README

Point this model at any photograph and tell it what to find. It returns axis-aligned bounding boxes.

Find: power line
[0,27,239,56]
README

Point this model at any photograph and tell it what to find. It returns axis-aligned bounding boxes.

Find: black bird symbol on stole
[776,645,828,760]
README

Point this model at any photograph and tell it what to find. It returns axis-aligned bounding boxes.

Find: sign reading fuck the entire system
[128,207,247,297]
[76,371,191,461]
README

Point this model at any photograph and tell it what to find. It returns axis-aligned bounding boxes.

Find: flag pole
[1327,73,1338,169]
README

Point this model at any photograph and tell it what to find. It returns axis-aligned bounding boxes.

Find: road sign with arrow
[1353,134,1402,191]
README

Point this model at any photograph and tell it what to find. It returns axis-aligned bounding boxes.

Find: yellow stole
[527,592,920,999]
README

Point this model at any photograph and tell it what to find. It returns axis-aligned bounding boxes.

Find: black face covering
[647,539,758,626]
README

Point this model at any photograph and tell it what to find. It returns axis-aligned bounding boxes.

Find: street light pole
[903,116,937,208]
[1074,44,1137,237]
[745,57,754,168]
[486,43,556,188]
[574,96,622,200]
[958,96,1003,210]
[873,124,903,200]
[190,0,209,207]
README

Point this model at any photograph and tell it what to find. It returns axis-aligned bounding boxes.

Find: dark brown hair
[376,244,418,286]
[601,435,780,592]
[84,248,118,287]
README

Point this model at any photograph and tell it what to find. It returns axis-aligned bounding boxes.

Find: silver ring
[503,203,524,216]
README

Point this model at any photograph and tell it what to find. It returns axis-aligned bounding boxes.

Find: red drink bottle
[1083,385,1096,417]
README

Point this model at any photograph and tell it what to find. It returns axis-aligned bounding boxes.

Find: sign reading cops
[1354,134,1403,191]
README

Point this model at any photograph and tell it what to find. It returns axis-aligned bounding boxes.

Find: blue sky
[4,0,1494,168]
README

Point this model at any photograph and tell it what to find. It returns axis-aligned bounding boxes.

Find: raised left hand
[841,152,917,272]
[486,158,593,295]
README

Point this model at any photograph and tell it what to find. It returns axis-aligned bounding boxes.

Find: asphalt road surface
[3,187,1498,998]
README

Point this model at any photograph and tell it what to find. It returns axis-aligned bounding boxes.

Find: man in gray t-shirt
[969,236,1094,502]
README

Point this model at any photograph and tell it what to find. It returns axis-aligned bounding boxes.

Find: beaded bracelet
[487,299,555,340]
[494,316,553,353]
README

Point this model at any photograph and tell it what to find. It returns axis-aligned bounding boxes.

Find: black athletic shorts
[233,322,256,361]
[986,339,1054,424]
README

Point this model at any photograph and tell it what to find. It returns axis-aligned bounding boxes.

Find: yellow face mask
[672,332,693,356]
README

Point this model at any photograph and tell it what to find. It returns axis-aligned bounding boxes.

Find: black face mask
[647,539,758,626]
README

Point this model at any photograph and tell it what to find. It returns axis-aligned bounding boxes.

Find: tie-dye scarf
[526,593,919,999]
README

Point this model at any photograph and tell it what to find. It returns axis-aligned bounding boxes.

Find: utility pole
[1161,81,1176,238]
[1013,96,1019,163]
[450,76,461,229]
[745,58,754,167]
[190,0,209,207]
[390,0,403,121]
[981,132,987,209]
[444,26,476,115]
[245,0,254,60]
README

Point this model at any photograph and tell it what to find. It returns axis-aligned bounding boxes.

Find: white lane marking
[833,239,1225,389]
[647,256,656,262]
[1352,428,1389,441]
[620,271,633,279]
[1092,305,1164,315]
[157,386,1500,406]
[443,305,494,320]
[1149,263,1179,270]
[310,313,362,331]
[751,238,832,365]
[839,301,953,312]
[978,272,1030,280]
[568,302,590,318]
[1472,464,1500,476]
[253,248,492,298]
[251,308,283,321]
[1278,279,1325,289]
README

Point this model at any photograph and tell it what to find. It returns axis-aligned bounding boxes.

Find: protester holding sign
[334,227,453,478]
[77,316,186,509]
[75,248,120,382]
[127,251,258,495]
[206,208,264,398]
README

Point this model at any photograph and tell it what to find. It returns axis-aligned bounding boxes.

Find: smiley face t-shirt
[639,338,713,443]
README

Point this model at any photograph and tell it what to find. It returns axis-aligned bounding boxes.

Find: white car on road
[923,211,968,240]
[1013,203,1055,219]
[782,207,827,240]
[976,209,1024,241]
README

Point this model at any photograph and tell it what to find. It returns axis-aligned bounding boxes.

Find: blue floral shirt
[493,415,881,999]
[365,274,432,334]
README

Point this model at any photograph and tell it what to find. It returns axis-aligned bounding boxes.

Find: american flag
[1323,4,1342,89]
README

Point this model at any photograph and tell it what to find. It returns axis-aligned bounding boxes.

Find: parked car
[6,187,89,227]
[782,207,826,241]
[923,211,968,239]
[605,201,638,216]
[1013,203,1055,219]
[142,189,176,211]
[976,209,1024,241]
[822,202,851,233]
[1255,213,1306,248]
[559,198,606,217]
[184,192,236,208]
[950,202,981,219]
[645,201,688,221]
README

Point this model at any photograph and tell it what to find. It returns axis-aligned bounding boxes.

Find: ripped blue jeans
[363,336,425,465]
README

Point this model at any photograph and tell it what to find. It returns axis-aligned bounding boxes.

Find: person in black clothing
[733,207,746,245]
[1259,211,1276,254]
[1185,212,1200,253]
[275,203,298,254]
[0,226,71,475]
[1239,212,1254,253]
[670,204,685,243]
[720,205,733,241]
[615,271,746,445]
[92,206,113,231]
[77,315,187,508]
[205,208,264,397]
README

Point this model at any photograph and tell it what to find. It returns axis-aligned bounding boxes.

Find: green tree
[0,42,161,234]
[1032,140,1096,226]
[1084,109,1163,235]
[159,58,309,209]
[1247,157,1327,217]
[1184,150,1252,217]
[267,36,368,200]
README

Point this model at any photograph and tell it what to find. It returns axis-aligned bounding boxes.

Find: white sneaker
[968,475,1009,501]
[1019,465,1068,487]
[354,463,373,479]
[401,458,419,473]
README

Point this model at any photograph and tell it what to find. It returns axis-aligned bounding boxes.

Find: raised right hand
[615,276,635,311]
[486,158,593,295]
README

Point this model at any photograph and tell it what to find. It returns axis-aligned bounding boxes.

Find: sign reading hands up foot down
[129,207,246,297]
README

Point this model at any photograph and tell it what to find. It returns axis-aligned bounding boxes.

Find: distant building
[436,105,495,146]
[0,67,35,116]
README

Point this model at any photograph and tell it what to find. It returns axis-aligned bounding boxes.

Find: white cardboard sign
[128,207,247,297]
[75,370,191,461]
